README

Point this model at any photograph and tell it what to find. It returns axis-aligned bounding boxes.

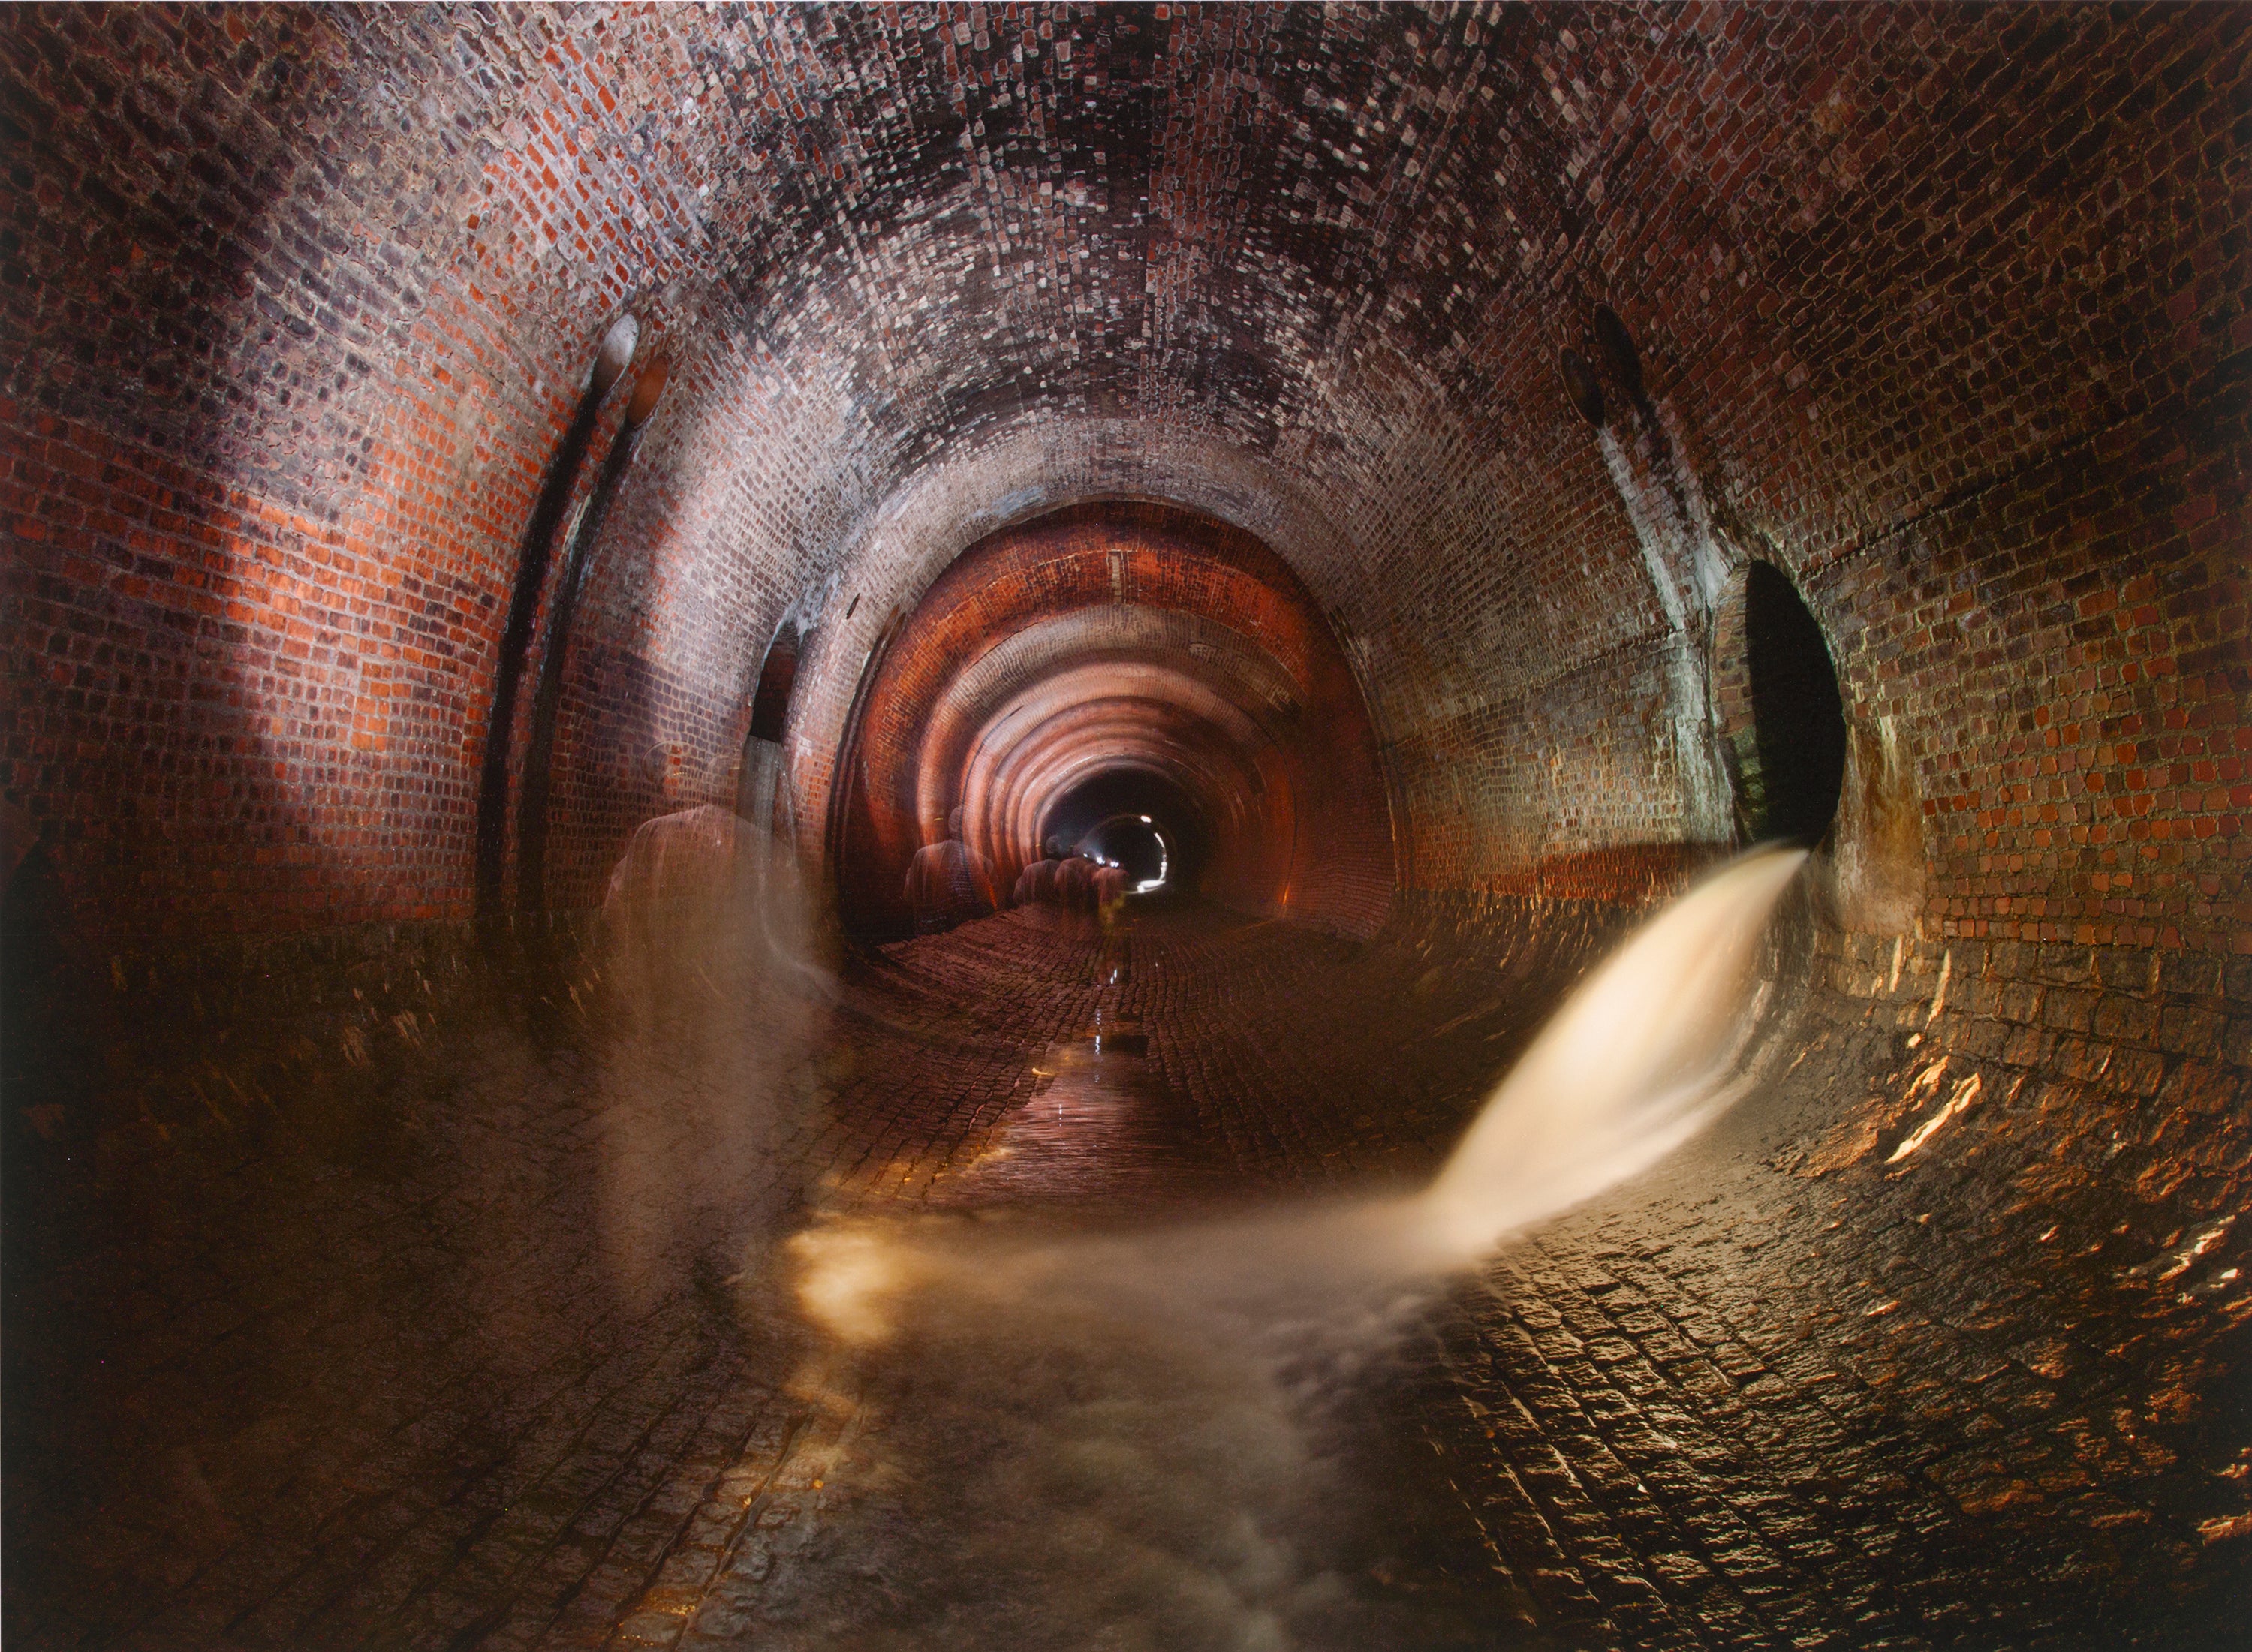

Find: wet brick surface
[5,898,2245,1649]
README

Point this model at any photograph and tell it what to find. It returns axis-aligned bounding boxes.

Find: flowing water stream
[730,849,1810,1647]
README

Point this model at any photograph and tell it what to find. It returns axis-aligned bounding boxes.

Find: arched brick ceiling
[2,3,2241,952]
[940,651,1286,838]
[832,501,1392,937]
[960,672,1286,902]
[927,609,1307,891]
[919,605,1304,809]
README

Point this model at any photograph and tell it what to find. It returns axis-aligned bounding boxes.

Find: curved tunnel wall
[1,5,2243,997]
[829,501,1394,938]
[2,14,2247,1638]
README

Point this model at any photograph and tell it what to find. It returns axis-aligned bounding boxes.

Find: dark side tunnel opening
[1742,561,1850,849]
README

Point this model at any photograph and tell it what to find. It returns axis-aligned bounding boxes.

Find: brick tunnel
[2,5,2247,1649]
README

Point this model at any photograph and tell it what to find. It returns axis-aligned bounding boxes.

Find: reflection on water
[745,850,1808,1647]
[937,1028,1220,1208]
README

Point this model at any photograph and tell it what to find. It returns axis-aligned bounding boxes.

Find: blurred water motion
[594,804,829,1310]
[757,849,1808,1647]
[1418,847,1806,1256]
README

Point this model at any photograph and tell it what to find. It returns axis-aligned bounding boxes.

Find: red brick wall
[1,3,2241,1004]
[0,7,857,966]
[827,503,1395,939]
[3,7,628,952]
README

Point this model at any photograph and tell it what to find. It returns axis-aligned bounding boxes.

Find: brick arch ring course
[826,501,1395,941]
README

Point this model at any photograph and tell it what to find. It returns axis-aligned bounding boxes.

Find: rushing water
[745,848,1809,1648]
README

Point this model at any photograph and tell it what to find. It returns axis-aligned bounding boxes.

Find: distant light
[1139,815,1151,823]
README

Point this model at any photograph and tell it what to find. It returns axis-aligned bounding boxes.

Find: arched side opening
[474,314,640,933]
[515,357,672,922]
[1715,562,1849,847]
[748,622,801,745]
[737,620,804,841]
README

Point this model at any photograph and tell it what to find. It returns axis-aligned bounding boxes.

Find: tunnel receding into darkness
[829,501,1392,940]
[1,5,2244,1649]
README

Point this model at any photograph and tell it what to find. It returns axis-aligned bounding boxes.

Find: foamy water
[748,848,1809,1647]
[799,847,1805,1335]
[1417,846,1805,1256]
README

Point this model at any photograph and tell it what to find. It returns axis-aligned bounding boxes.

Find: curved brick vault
[2,1,2240,949]
[1,3,2247,1649]
[0,0,2234,958]
[832,501,1392,937]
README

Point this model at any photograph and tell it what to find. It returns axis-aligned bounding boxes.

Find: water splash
[757,848,1809,1647]
[799,846,1808,1339]
[1414,845,1805,1258]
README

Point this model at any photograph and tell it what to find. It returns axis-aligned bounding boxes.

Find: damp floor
[5,899,2244,1649]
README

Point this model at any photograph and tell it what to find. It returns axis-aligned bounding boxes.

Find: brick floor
[5,896,2244,1648]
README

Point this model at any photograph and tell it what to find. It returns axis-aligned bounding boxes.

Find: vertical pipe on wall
[474,317,640,940]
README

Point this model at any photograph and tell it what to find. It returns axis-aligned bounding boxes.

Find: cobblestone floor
[5,895,2245,1649]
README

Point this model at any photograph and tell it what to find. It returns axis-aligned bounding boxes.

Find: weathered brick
[2,5,2245,1647]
